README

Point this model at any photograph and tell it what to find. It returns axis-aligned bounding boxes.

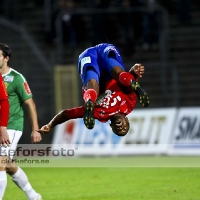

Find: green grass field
[4,156,200,200]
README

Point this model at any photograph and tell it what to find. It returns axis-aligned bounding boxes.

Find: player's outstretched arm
[37,110,68,134]
[37,106,85,134]
[37,124,51,134]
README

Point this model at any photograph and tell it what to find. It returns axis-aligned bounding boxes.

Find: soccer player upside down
[38,43,150,137]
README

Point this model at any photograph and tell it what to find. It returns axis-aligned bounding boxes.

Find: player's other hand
[0,126,10,147]
[129,63,145,78]
[37,124,51,134]
[31,130,42,143]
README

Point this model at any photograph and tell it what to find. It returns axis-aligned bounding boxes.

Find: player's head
[0,43,11,66]
[109,113,130,136]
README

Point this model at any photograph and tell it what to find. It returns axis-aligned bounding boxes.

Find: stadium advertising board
[119,108,176,155]
[169,107,200,155]
[52,108,177,155]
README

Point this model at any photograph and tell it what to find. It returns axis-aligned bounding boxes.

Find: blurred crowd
[0,0,195,56]
[45,0,194,56]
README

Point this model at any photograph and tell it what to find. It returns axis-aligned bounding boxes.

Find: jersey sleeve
[15,74,33,102]
[65,106,85,119]
[0,76,8,101]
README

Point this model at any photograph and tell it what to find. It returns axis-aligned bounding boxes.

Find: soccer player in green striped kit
[0,43,42,200]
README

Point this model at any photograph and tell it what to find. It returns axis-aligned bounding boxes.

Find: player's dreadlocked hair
[0,43,12,65]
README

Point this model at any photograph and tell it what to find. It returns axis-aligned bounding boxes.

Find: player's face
[0,51,7,69]
[110,114,130,136]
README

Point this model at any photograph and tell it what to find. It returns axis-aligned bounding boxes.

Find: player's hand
[129,63,145,78]
[31,130,42,143]
[37,124,51,134]
[0,126,10,147]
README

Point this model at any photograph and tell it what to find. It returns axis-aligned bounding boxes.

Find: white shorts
[0,129,22,159]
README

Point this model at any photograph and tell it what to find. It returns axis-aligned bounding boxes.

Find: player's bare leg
[0,156,8,199]
[6,162,42,200]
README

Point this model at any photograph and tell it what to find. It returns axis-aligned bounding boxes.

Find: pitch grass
[4,156,200,200]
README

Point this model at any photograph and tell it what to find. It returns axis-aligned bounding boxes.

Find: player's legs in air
[78,48,100,129]
[78,44,149,130]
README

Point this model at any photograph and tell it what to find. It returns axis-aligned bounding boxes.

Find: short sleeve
[15,74,33,102]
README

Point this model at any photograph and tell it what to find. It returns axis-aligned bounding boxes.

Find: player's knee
[6,162,18,175]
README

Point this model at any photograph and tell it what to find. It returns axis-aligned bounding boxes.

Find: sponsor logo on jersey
[96,89,121,108]
[80,56,91,74]
[4,76,14,82]
[23,82,32,95]
[96,93,107,105]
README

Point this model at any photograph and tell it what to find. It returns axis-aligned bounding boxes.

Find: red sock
[83,89,97,103]
[119,72,134,87]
